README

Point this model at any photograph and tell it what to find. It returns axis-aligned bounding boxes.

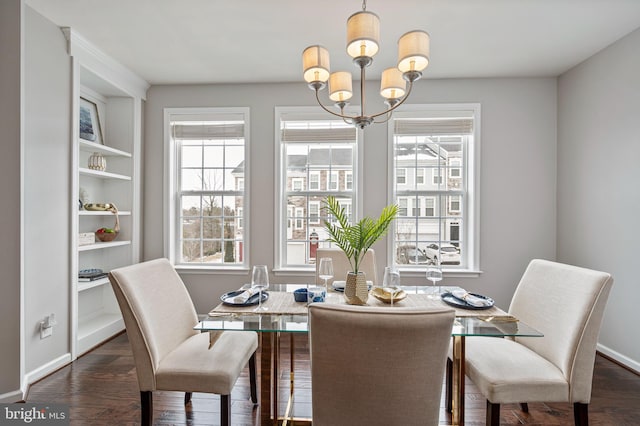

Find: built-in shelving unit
[65,28,148,358]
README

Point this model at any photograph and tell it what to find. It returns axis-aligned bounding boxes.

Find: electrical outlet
[40,322,53,339]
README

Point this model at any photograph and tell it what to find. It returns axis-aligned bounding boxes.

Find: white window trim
[328,171,339,191]
[425,196,436,217]
[309,171,320,190]
[292,177,304,191]
[163,107,250,272]
[387,103,481,276]
[273,106,362,273]
[294,207,304,230]
[449,195,461,213]
[309,201,321,224]
[397,167,407,184]
[432,168,443,185]
[345,171,353,190]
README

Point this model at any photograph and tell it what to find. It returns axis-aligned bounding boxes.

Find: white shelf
[79,167,131,181]
[78,240,131,251]
[78,277,110,292]
[79,210,131,216]
[79,140,131,157]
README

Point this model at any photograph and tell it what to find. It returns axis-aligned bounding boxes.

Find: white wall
[0,0,24,401]
[144,77,557,313]
[23,6,72,376]
[558,28,640,371]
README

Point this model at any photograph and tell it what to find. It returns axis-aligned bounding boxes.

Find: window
[309,201,320,224]
[277,108,358,268]
[165,107,249,268]
[345,171,353,190]
[390,105,480,272]
[425,197,436,217]
[397,168,407,184]
[328,171,339,190]
[292,178,304,191]
[309,171,320,190]
[432,168,443,185]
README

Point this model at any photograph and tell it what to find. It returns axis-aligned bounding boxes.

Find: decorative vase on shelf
[88,152,106,171]
[344,272,369,305]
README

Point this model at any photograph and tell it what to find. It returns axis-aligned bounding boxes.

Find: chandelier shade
[380,67,406,100]
[302,45,331,84]
[398,30,430,73]
[302,0,430,128]
[346,10,380,59]
[329,71,354,102]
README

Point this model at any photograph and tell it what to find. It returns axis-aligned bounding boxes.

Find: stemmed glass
[251,265,269,312]
[426,265,443,300]
[383,266,401,306]
[318,257,334,294]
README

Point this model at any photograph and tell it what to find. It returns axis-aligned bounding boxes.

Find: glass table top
[195,285,543,338]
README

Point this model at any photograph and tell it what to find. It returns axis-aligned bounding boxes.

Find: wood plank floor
[25,332,640,425]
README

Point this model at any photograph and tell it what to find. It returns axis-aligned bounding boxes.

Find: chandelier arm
[368,79,414,120]
[314,88,356,120]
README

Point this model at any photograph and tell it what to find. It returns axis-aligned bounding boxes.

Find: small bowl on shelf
[95,230,118,242]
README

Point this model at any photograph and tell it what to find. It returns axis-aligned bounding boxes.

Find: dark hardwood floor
[25,332,640,425]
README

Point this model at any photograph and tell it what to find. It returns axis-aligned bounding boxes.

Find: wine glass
[426,265,443,300]
[318,257,334,293]
[383,266,401,306]
[251,265,269,312]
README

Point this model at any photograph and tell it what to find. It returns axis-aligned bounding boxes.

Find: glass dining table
[195,285,542,426]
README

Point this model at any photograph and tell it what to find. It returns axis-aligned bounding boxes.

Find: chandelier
[302,0,430,129]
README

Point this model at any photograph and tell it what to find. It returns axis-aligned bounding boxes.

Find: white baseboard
[0,389,24,403]
[597,343,640,374]
[24,353,72,389]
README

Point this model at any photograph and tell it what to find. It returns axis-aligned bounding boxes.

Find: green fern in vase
[322,195,398,274]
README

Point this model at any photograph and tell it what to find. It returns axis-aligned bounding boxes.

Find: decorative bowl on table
[371,287,407,304]
[293,288,308,302]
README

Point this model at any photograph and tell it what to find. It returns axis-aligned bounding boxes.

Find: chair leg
[249,352,258,404]
[574,402,589,426]
[220,394,231,426]
[486,400,500,426]
[184,392,192,404]
[445,357,453,413]
[140,391,152,426]
[520,402,529,412]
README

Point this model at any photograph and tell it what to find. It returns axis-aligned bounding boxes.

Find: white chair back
[508,259,613,401]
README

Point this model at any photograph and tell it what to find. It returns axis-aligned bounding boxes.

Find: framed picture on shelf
[79,97,103,144]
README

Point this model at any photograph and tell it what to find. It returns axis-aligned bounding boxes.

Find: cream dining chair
[108,258,258,426]
[315,247,378,286]
[446,259,613,426]
[309,304,455,426]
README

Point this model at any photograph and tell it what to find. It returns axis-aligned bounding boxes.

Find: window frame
[274,107,362,272]
[164,107,250,271]
[387,104,481,276]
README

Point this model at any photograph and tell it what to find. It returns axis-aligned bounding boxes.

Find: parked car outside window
[396,245,429,265]
[424,243,461,265]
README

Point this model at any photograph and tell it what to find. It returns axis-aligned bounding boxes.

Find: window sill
[272,268,315,277]
[396,268,483,278]
[175,265,250,275]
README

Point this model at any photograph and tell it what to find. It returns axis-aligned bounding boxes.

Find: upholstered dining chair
[309,304,455,426]
[315,247,378,286]
[108,258,258,426]
[446,259,613,426]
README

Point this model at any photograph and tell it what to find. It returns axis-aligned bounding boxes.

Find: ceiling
[26,0,640,85]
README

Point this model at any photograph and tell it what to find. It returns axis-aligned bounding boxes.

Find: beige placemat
[209,290,507,318]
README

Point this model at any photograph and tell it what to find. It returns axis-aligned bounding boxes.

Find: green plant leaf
[322,196,398,274]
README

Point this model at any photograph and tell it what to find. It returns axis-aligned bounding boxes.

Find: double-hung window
[276,108,358,268]
[165,107,249,268]
[390,105,480,272]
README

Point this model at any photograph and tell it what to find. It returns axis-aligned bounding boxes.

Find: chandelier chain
[362,0,367,11]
